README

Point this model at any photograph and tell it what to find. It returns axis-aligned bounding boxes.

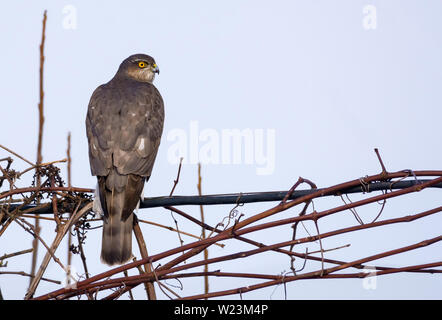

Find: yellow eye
[138,61,146,68]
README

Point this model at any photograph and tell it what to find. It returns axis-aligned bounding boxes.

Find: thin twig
[197,163,209,298]
[137,217,224,248]
[169,157,183,197]
[67,132,72,188]
[168,158,185,248]
[0,144,34,166]
[123,270,134,300]
[25,201,92,299]
[30,10,47,287]
[0,248,33,261]
[374,148,387,174]
[133,215,156,300]
[0,271,61,285]
[17,159,67,178]
[66,132,73,287]
[75,226,90,279]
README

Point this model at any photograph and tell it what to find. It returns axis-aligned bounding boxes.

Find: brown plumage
[86,54,164,265]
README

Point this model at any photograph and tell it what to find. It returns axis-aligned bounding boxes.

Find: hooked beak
[152,64,160,74]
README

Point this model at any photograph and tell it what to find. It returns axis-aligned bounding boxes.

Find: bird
[86,54,164,265]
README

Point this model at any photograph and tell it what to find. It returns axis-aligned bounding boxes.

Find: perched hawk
[86,54,164,265]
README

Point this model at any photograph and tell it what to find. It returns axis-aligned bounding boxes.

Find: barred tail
[98,169,145,266]
[100,206,133,265]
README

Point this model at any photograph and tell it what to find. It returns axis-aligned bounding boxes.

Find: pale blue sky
[0,1,441,299]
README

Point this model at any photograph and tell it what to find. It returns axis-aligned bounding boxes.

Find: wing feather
[86,79,164,177]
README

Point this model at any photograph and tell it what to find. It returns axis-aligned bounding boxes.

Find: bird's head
[116,54,160,83]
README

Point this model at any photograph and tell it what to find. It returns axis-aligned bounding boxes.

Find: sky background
[0,0,441,300]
